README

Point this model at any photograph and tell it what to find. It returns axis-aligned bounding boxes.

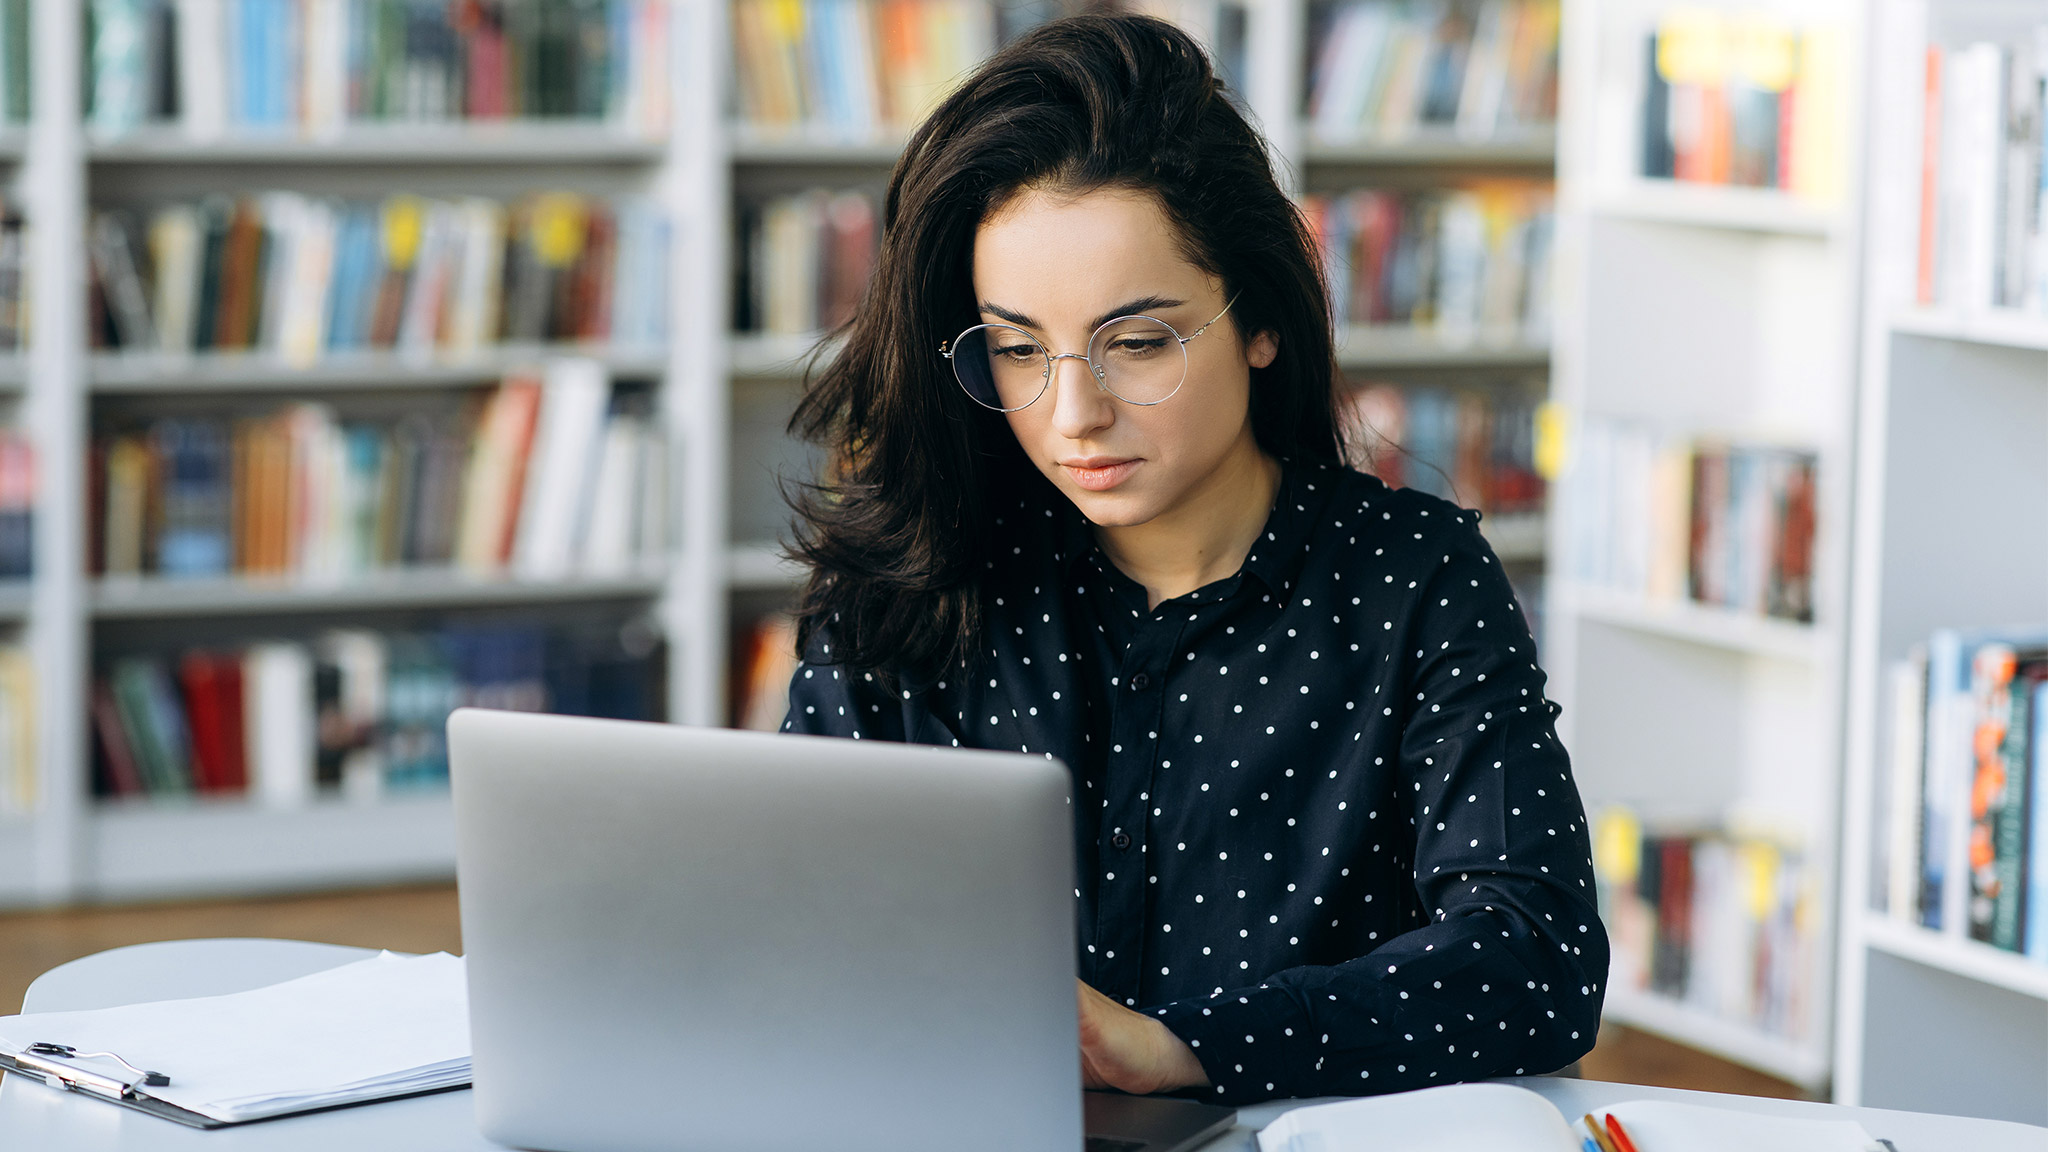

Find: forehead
[972,187,1204,311]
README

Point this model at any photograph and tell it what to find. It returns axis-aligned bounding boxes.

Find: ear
[1246,330,1279,370]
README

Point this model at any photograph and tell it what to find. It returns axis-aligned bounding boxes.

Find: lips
[1062,458,1140,491]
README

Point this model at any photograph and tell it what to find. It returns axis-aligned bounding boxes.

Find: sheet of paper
[1602,1099,1881,1152]
[0,951,470,1123]
[1257,1083,1583,1152]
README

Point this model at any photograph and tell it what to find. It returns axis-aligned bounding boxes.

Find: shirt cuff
[1151,984,1312,1103]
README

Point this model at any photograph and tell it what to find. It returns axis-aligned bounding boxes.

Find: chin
[1060,481,1163,527]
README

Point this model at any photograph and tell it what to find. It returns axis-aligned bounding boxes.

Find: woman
[780,14,1606,1105]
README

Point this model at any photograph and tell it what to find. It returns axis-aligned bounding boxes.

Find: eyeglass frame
[938,293,1242,413]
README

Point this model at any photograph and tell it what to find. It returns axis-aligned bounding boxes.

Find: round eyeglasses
[939,294,1240,412]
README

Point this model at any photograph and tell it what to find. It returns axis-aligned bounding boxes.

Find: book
[1304,0,1557,144]
[1301,182,1554,339]
[1885,623,2048,943]
[1639,11,1845,202]
[1564,419,1817,623]
[99,621,662,802]
[733,612,801,731]
[0,644,32,814]
[1914,27,2048,315]
[89,190,668,360]
[737,188,883,336]
[1337,382,1545,519]
[1593,808,1812,1042]
[86,0,670,138]
[91,372,665,583]
[733,0,1005,140]
[1256,1081,1876,1152]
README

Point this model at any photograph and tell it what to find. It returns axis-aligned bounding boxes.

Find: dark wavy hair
[787,13,1343,680]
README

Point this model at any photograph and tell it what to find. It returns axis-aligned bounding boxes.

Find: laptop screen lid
[450,709,1082,1152]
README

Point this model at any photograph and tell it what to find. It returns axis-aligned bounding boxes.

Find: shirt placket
[1094,610,1187,1006]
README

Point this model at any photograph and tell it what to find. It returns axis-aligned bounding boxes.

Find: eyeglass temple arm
[1180,292,1241,345]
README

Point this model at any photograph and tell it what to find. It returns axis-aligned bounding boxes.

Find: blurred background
[0,0,2042,1123]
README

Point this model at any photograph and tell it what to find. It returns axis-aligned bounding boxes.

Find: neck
[1094,436,1282,611]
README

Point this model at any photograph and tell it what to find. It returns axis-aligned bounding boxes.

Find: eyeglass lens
[951,318,1188,411]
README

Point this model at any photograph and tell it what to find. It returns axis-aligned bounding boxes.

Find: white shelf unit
[1547,0,1865,1090]
[0,0,725,908]
[1832,0,2048,1124]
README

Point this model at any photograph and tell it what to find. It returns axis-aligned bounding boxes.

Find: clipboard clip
[15,1041,170,1098]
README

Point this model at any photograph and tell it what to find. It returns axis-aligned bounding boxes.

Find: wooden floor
[0,884,1809,1101]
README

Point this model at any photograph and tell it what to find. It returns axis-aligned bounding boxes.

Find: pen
[1582,1114,1620,1152]
[1581,1139,1602,1152]
[1604,1113,1642,1152]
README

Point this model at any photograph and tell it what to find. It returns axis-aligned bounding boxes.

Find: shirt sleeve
[780,628,963,748]
[1152,509,1609,1102]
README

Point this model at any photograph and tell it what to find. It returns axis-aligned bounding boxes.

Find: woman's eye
[991,344,1039,361]
[1110,337,1169,355]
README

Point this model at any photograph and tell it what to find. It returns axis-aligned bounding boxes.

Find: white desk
[3,938,2043,1151]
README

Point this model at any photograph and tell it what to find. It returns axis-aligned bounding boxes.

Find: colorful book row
[86,0,670,136]
[1913,32,2048,314]
[731,0,998,139]
[1639,10,1846,203]
[1338,381,1544,519]
[1563,420,1817,623]
[88,191,668,361]
[92,620,661,802]
[91,362,668,582]
[1882,628,2048,961]
[1305,0,1558,143]
[1595,808,1815,1043]
[734,188,879,336]
[1300,183,1555,338]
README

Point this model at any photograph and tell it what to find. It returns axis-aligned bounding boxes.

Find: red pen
[1604,1113,1642,1152]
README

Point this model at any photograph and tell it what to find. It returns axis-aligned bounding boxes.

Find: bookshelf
[1832,0,2048,1124]
[0,0,708,906]
[1547,0,1863,1090]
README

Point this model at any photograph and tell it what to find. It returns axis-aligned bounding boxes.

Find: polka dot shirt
[783,461,1608,1104]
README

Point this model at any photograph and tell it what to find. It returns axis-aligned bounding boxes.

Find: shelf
[1603,986,1828,1088]
[86,123,666,164]
[1479,512,1546,563]
[1301,126,1555,166]
[86,791,454,900]
[0,581,28,620]
[1566,586,1823,662]
[0,356,24,390]
[90,346,668,393]
[1861,916,2048,1003]
[728,542,804,591]
[1335,325,1549,369]
[90,569,668,619]
[1590,182,1842,238]
[730,332,839,378]
[728,127,906,165]
[1890,309,2048,353]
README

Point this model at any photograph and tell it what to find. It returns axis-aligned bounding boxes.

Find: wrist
[1150,1018,1210,1091]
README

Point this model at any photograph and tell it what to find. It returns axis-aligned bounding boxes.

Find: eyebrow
[978,295,1189,335]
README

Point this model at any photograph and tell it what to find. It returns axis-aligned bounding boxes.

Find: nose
[1046,353,1113,441]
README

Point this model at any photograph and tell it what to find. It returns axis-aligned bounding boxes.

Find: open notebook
[1257,1083,1887,1152]
[0,951,468,1127]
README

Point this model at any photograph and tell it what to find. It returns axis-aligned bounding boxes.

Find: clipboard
[0,1042,224,1129]
[0,1041,469,1129]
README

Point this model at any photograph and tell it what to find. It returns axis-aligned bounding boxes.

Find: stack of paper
[0,951,469,1125]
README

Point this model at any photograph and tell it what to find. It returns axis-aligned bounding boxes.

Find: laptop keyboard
[1085,1139,1146,1152]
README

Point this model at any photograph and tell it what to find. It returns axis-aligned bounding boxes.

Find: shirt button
[1112,833,1132,850]
[1130,673,1150,691]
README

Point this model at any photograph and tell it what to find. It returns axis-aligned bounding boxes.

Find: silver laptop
[449,709,1236,1152]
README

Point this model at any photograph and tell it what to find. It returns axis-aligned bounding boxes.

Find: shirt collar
[1051,458,1335,603]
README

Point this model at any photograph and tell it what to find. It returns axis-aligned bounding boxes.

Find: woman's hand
[1077,979,1211,1094]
